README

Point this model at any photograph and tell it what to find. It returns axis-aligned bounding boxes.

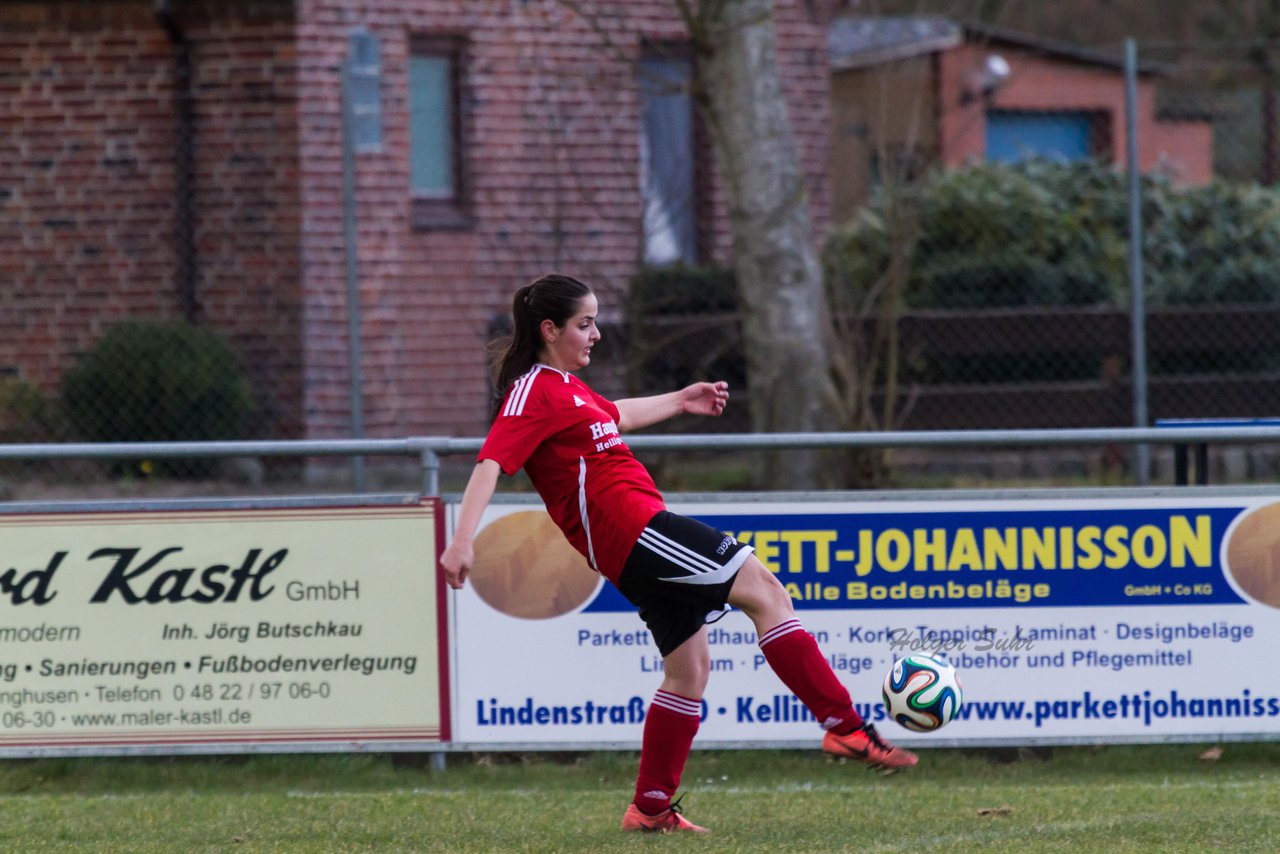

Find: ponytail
[489,274,592,416]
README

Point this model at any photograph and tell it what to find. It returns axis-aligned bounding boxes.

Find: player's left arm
[614,381,729,432]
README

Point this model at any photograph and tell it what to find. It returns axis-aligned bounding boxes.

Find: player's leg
[727,556,917,770]
[656,622,711,699]
[622,626,710,833]
[618,511,747,832]
[726,556,860,731]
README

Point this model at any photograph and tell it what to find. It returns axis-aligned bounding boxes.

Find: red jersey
[479,365,666,582]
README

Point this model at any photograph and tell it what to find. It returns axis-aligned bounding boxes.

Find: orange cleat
[822,723,918,772]
[621,796,709,833]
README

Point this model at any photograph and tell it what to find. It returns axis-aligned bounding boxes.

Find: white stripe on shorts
[637,527,753,587]
[637,530,752,583]
[639,527,722,574]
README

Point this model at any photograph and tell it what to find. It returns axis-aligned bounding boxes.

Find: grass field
[2,743,1278,852]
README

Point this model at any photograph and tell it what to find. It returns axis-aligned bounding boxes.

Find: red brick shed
[828,17,1213,222]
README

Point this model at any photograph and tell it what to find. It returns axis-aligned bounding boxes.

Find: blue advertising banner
[450,495,1280,747]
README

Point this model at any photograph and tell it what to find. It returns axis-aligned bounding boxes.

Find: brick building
[1,0,835,441]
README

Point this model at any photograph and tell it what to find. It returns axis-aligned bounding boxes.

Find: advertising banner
[0,501,447,754]
[451,495,1280,747]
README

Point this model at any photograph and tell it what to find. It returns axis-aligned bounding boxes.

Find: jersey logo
[573,395,587,407]
[590,420,623,452]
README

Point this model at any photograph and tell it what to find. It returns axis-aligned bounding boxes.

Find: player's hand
[682,381,729,417]
[441,539,474,590]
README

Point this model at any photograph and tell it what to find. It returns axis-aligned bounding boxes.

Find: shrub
[911,160,1125,308]
[61,320,254,476]
[823,160,1280,393]
[625,264,745,395]
[1144,180,1280,306]
[0,378,63,444]
[825,159,1280,310]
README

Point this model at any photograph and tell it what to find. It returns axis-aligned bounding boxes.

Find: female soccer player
[441,273,916,834]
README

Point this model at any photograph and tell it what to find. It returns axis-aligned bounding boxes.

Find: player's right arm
[440,458,502,590]
[444,370,554,589]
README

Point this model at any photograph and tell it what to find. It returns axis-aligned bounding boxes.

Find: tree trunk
[688,0,836,488]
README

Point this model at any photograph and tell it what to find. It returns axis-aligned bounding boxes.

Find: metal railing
[3,424,1279,497]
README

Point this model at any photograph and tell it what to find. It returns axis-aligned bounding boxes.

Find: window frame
[638,43,703,266]
[409,32,471,230]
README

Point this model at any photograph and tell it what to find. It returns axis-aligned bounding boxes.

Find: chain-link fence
[4,9,1280,497]
[624,30,1280,488]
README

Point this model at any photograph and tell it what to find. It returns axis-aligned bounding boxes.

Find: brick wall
[296,0,834,438]
[0,0,305,438]
[1,1,180,392]
[182,1,305,438]
[4,0,833,443]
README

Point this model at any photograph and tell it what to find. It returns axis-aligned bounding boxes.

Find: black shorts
[616,510,755,656]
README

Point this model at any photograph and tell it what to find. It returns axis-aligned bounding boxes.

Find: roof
[961,21,1168,75]
[828,15,961,71]
[830,16,1169,75]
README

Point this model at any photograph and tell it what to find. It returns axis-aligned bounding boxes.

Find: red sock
[759,619,863,735]
[633,689,700,814]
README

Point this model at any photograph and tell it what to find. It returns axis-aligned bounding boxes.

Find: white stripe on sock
[652,691,701,717]
[758,619,805,648]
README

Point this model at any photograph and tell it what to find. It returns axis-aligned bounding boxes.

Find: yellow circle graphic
[469,510,600,619]
[1225,501,1280,608]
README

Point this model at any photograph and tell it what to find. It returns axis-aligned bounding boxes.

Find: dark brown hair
[489,274,593,415]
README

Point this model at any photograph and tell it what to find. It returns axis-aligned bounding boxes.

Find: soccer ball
[882,654,963,732]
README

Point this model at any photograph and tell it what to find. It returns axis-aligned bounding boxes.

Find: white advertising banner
[0,501,447,754]
[451,495,1280,747]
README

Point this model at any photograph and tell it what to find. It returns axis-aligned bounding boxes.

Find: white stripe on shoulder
[503,366,544,417]
[501,376,525,417]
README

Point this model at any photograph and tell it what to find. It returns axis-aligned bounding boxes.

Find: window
[985,110,1110,164]
[639,53,697,265]
[410,35,468,228]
